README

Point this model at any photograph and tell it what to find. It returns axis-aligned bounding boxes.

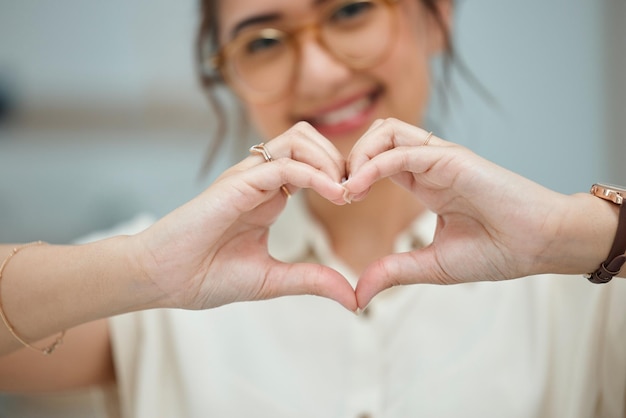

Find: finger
[355,248,448,309]
[346,140,466,200]
[337,119,385,203]
[220,158,347,211]
[245,122,347,183]
[347,118,442,176]
[284,121,346,174]
[263,261,358,312]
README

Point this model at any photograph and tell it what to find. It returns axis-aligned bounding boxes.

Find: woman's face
[218,0,448,157]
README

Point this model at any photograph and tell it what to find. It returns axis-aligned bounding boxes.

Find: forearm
[0,236,162,356]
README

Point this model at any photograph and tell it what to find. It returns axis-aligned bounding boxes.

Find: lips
[300,89,381,137]
[310,95,372,126]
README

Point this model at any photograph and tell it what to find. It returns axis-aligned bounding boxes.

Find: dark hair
[194,0,457,173]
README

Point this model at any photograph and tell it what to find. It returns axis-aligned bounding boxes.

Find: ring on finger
[422,132,433,146]
[249,143,291,198]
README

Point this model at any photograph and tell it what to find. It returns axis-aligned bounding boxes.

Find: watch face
[591,183,626,205]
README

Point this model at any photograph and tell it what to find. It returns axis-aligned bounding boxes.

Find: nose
[293,34,353,98]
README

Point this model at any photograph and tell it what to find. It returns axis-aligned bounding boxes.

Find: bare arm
[0,122,359,391]
[0,237,147,391]
[0,319,113,392]
[0,237,153,358]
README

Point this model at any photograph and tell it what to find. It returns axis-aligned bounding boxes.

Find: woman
[1,0,626,417]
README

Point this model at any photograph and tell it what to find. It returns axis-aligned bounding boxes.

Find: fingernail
[342,186,352,204]
[341,177,353,203]
[354,308,363,316]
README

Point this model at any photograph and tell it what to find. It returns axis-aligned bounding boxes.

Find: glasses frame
[208,0,401,103]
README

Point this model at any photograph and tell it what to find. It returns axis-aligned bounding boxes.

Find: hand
[344,118,610,308]
[130,122,357,312]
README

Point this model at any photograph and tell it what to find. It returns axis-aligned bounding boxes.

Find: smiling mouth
[304,89,382,128]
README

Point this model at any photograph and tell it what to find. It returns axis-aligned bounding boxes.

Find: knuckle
[291,120,314,136]
[294,120,313,129]
[283,122,316,157]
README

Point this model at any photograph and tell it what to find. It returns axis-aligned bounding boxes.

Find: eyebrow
[229,0,334,40]
[230,13,281,40]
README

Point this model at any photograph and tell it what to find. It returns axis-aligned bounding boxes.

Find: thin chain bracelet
[0,241,66,355]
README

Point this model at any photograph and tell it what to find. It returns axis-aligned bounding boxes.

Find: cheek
[390,53,431,123]
[377,10,433,123]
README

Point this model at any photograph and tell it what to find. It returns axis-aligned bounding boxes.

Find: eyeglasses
[209,0,399,103]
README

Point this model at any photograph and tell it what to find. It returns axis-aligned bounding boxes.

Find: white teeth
[313,96,370,125]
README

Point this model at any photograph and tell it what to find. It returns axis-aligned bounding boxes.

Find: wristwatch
[586,183,626,283]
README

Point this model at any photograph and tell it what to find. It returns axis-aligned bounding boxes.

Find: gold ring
[249,143,291,198]
[249,143,274,162]
[423,132,433,146]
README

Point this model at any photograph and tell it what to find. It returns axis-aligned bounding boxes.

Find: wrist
[122,234,178,310]
[67,236,169,315]
[585,183,626,282]
[551,193,619,276]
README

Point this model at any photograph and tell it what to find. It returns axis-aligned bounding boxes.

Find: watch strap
[587,202,626,284]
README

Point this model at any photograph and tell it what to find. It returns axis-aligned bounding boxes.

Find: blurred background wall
[0,0,624,244]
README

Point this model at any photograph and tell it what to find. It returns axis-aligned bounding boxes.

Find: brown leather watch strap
[587,203,626,284]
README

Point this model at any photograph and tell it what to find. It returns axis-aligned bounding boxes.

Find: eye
[329,0,376,24]
[245,36,282,55]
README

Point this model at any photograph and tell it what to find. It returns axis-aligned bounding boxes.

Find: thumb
[264,261,358,312]
[355,248,445,309]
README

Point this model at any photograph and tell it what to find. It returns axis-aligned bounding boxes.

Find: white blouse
[2,197,626,418]
[110,197,626,418]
